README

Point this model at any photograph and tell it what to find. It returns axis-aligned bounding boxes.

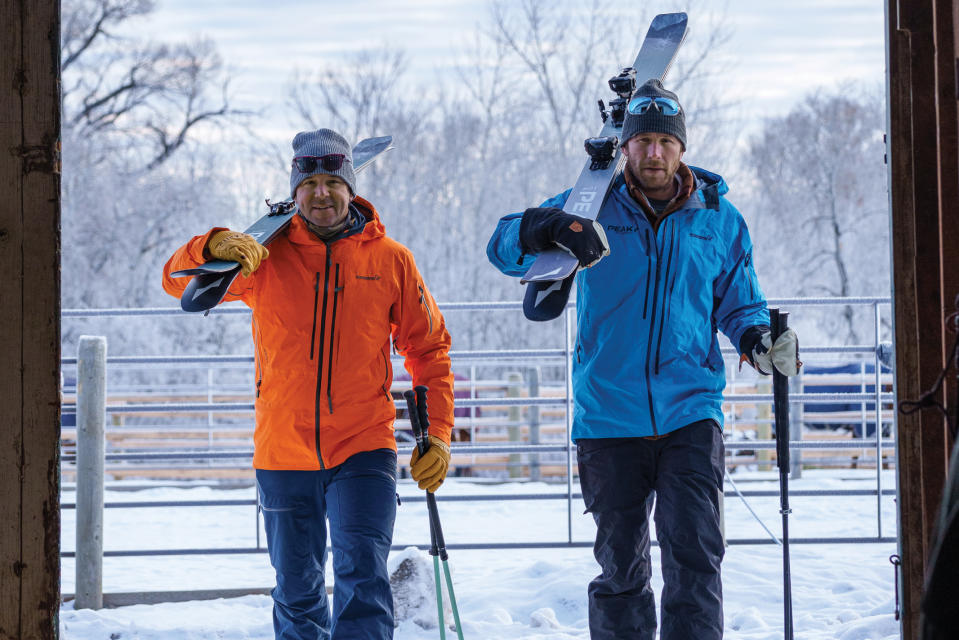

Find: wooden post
[886,0,959,636]
[75,337,106,610]
[0,0,62,637]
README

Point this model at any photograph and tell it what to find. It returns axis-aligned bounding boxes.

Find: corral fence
[60,297,897,606]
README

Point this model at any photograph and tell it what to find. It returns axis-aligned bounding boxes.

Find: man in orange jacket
[162,128,455,639]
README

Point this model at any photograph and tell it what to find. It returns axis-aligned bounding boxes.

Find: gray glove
[752,328,801,376]
[740,325,801,376]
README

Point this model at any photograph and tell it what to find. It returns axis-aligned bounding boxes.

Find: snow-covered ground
[60,468,901,639]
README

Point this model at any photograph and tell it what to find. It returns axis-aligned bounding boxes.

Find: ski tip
[353,135,393,154]
[650,12,688,30]
[179,272,232,313]
[522,273,576,322]
[521,251,579,284]
[170,262,237,277]
[180,297,215,313]
[521,262,577,284]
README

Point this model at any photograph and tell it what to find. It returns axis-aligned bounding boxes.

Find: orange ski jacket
[162,197,454,470]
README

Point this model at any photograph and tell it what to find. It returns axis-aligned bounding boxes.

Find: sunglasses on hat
[292,154,350,173]
[626,96,681,116]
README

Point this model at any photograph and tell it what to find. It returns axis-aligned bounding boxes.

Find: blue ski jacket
[487,167,769,439]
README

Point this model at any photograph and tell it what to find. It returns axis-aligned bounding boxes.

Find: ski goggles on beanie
[626,96,681,116]
[292,154,350,173]
[289,128,357,198]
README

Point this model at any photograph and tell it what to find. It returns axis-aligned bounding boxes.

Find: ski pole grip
[403,390,428,456]
[771,309,791,469]
[414,385,430,444]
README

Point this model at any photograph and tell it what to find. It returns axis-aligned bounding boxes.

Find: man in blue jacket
[487,79,800,640]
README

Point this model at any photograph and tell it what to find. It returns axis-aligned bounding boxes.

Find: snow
[60,469,901,639]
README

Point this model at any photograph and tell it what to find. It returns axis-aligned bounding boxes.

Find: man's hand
[744,327,801,376]
[207,230,269,277]
[410,435,450,493]
[520,207,610,268]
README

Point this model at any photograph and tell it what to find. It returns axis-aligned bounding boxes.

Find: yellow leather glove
[410,435,450,493]
[207,230,269,277]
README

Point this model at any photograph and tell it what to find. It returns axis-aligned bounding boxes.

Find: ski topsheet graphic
[172,135,393,312]
[521,13,688,321]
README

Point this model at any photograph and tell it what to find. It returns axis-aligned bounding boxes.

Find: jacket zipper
[309,273,319,360]
[642,228,652,319]
[380,348,392,401]
[326,263,341,413]
[644,221,665,435]
[314,249,333,469]
[418,284,434,335]
[654,220,678,374]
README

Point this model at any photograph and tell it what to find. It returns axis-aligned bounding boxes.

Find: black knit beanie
[620,79,686,150]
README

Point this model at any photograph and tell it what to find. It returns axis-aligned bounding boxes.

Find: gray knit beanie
[620,79,686,150]
[289,128,356,198]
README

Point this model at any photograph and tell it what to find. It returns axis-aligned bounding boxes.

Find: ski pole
[414,386,465,639]
[405,387,464,640]
[771,308,794,640]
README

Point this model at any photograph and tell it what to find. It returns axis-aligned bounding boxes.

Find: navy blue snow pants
[256,449,397,640]
[577,419,725,640]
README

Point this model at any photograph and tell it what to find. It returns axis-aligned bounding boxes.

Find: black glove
[519,207,610,268]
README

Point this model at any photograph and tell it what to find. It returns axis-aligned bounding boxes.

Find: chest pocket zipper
[253,317,264,397]
[418,284,434,335]
[309,273,320,360]
[327,264,342,413]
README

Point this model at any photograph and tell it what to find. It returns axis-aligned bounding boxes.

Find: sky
[120,0,887,133]
[59,469,900,639]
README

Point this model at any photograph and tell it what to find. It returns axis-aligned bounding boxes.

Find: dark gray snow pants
[577,419,726,640]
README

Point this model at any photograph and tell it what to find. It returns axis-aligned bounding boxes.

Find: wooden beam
[908,0,950,538]
[941,0,959,427]
[888,0,959,637]
[0,0,62,638]
[888,19,926,638]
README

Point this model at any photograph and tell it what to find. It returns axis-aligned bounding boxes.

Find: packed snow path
[60,470,900,639]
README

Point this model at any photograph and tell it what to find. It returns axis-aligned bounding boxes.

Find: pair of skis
[404,386,464,640]
[170,135,394,312]
[520,12,688,321]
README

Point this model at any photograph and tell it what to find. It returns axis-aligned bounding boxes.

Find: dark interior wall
[887,0,959,637]
[0,1,62,638]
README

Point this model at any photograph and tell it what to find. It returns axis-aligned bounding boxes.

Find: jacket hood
[688,165,728,198]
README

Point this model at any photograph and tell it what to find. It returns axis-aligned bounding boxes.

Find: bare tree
[485,0,737,171]
[286,48,432,145]
[747,84,888,343]
[487,0,609,159]
[60,0,257,360]
[62,0,245,170]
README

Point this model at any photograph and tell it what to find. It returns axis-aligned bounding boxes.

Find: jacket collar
[614,163,724,223]
[287,196,386,246]
[623,161,695,227]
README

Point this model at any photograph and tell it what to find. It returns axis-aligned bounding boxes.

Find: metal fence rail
[61,297,897,575]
